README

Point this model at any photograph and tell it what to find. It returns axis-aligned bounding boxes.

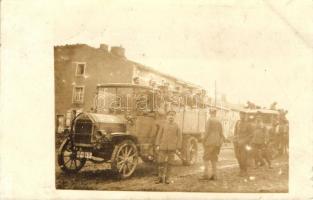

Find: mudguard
[110,132,138,145]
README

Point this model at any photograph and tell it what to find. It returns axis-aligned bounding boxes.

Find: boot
[210,161,217,181]
[164,163,171,184]
[267,161,273,169]
[154,177,162,184]
[199,161,210,180]
[259,160,265,167]
[209,174,217,181]
[155,164,164,184]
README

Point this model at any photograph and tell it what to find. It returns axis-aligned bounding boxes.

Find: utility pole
[214,80,217,107]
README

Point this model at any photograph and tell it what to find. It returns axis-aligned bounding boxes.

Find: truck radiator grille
[73,120,92,144]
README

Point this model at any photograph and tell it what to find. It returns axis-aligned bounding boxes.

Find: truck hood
[86,112,126,124]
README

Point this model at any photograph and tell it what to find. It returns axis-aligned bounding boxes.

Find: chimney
[99,43,109,52]
[110,46,125,58]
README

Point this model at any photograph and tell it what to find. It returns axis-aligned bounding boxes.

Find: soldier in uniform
[282,119,289,155]
[155,110,182,184]
[271,119,282,157]
[233,111,245,164]
[200,109,225,180]
[277,118,287,156]
[234,111,254,176]
[251,114,272,168]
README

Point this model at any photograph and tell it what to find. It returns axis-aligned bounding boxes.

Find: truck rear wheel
[182,136,198,166]
[111,139,139,179]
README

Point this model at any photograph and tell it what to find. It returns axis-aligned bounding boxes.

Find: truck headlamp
[95,130,106,139]
[95,131,102,139]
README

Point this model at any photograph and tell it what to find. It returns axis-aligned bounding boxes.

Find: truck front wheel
[58,138,86,173]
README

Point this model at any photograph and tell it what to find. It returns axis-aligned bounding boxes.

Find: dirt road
[56,145,288,193]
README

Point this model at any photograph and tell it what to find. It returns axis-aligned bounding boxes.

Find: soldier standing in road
[234,111,254,176]
[200,109,225,180]
[233,111,245,164]
[155,110,182,184]
[251,114,272,169]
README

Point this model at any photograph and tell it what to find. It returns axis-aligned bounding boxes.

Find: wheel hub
[70,152,76,160]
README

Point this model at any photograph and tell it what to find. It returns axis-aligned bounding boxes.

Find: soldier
[155,110,182,184]
[234,110,254,176]
[251,114,272,168]
[277,118,288,156]
[233,111,245,164]
[271,119,282,157]
[200,109,225,180]
[282,119,289,155]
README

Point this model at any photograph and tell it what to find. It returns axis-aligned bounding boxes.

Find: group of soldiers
[202,108,289,179]
[152,107,289,184]
[233,111,270,177]
[233,110,289,176]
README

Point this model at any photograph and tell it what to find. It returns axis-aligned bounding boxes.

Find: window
[76,62,86,76]
[73,86,85,103]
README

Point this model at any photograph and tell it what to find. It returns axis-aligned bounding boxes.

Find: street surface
[56,144,288,192]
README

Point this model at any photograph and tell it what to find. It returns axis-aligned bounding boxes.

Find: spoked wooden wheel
[58,138,86,174]
[111,140,138,179]
[182,136,198,166]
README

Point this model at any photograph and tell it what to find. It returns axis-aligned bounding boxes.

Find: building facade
[54,43,204,133]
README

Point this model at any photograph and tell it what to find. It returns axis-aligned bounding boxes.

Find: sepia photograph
[53,0,295,193]
[1,0,313,199]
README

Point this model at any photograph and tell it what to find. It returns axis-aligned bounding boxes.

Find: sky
[54,0,313,109]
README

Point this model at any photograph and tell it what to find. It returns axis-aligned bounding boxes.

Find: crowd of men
[153,107,289,184]
[237,111,288,174]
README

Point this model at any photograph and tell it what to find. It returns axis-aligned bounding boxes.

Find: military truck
[58,83,208,178]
